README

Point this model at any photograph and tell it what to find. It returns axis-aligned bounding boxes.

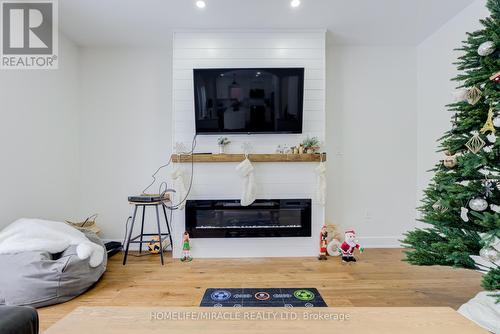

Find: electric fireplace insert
[185,199,312,238]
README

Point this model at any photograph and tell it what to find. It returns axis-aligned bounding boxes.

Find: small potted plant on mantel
[217,136,231,154]
[301,136,320,154]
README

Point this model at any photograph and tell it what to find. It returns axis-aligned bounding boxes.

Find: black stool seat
[123,200,173,266]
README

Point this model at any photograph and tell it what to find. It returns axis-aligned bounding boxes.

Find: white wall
[77,46,172,238]
[0,34,80,229]
[416,0,488,208]
[326,45,418,246]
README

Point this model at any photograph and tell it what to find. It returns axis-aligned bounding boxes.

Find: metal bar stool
[123,199,173,265]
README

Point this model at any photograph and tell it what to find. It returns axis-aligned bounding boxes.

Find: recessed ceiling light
[196,1,206,9]
[290,0,300,8]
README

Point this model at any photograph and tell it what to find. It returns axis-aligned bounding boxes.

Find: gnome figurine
[318,225,328,260]
[180,231,192,262]
[340,230,364,262]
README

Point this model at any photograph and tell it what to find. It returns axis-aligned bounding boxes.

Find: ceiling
[59,0,476,47]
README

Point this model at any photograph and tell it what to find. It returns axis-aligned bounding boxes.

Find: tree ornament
[465,132,485,153]
[480,108,496,134]
[490,204,500,213]
[479,247,499,262]
[432,200,448,213]
[483,180,497,198]
[477,41,495,56]
[460,207,469,222]
[443,151,457,168]
[486,133,496,143]
[466,86,482,105]
[483,145,493,153]
[459,180,471,187]
[493,115,500,128]
[469,197,488,212]
[490,70,500,82]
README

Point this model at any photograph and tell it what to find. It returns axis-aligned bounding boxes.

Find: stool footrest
[129,240,173,245]
[130,233,170,242]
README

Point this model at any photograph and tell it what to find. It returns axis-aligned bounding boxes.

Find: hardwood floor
[39,249,483,331]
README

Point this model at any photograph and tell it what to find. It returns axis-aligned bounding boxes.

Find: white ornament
[493,115,500,128]
[453,88,468,102]
[479,247,500,262]
[479,168,491,176]
[483,146,493,153]
[490,204,500,213]
[486,133,496,143]
[460,207,470,222]
[477,41,495,56]
[469,197,488,212]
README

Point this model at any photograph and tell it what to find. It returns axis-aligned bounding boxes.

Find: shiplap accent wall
[172,31,326,258]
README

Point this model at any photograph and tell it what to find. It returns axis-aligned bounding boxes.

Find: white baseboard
[104,236,402,257]
[358,236,402,248]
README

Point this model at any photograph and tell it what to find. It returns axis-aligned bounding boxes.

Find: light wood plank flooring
[39,249,482,331]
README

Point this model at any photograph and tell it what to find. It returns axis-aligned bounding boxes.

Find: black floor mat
[200,288,327,307]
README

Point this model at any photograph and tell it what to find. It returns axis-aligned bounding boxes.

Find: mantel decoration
[217,137,230,154]
[301,136,321,153]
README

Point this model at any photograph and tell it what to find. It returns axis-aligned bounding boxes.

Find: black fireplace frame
[185,199,312,238]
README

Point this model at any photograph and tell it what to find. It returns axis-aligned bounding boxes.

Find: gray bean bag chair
[0,231,106,308]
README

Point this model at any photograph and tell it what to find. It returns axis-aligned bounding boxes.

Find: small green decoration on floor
[180,231,193,262]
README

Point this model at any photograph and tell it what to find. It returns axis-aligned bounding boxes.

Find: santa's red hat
[345,230,356,235]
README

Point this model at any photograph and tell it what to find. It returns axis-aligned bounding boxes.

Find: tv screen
[193,68,304,134]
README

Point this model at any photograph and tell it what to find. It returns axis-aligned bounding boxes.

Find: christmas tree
[403,0,500,295]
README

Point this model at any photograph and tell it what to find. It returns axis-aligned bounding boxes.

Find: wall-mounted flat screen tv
[193,68,304,134]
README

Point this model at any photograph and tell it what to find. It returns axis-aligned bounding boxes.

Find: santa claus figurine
[340,230,364,262]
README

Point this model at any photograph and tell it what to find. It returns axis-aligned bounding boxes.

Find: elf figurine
[318,225,328,260]
[339,230,364,262]
[180,231,192,262]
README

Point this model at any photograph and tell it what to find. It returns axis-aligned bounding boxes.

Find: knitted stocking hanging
[170,167,188,210]
[236,158,257,206]
[315,161,326,206]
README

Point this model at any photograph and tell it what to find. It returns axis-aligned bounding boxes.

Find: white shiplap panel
[304,80,324,90]
[173,58,324,70]
[174,38,324,50]
[174,31,325,41]
[174,48,323,60]
[171,31,325,258]
[304,89,324,101]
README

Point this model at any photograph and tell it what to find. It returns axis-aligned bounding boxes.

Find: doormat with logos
[200,288,327,307]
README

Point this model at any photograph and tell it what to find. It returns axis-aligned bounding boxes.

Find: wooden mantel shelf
[171,153,326,163]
